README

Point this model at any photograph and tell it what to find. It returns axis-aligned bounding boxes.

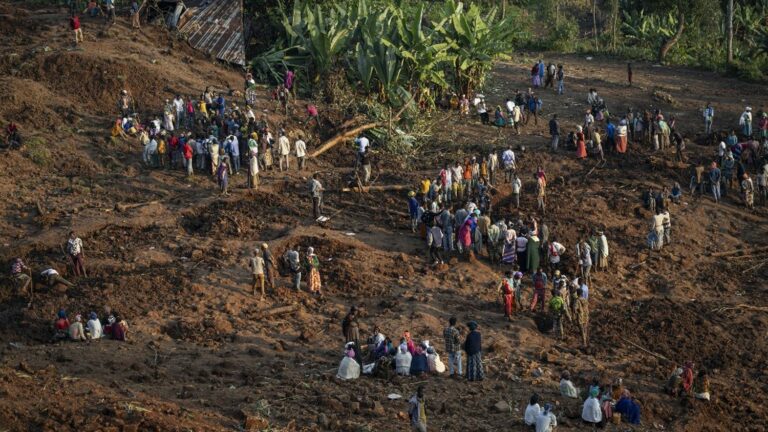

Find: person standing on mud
[260,244,275,290]
[249,248,265,300]
[443,317,462,377]
[342,306,360,345]
[130,0,140,29]
[70,13,83,45]
[408,385,427,432]
[549,114,560,152]
[216,148,230,196]
[278,131,290,171]
[285,248,301,290]
[530,268,548,313]
[66,231,86,277]
[309,173,324,219]
[295,135,306,170]
[709,162,722,203]
[497,271,515,321]
[548,289,565,340]
[463,321,484,381]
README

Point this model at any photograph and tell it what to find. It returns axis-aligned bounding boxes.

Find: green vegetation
[514,0,768,80]
[250,0,520,107]
[23,137,51,167]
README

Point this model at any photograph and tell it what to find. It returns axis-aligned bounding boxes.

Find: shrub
[23,137,51,167]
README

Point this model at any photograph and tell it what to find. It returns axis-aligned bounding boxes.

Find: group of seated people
[336,329,446,381]
[664,361,710,401]
[53,308,128,342]
[535,371,642,429]
[643,183,682,211]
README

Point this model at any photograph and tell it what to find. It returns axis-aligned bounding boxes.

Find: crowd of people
[8,23,768,428]
[125,88,311,196]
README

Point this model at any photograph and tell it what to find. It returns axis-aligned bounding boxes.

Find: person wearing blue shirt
[614,390,641,424]
[407,192,419,233]
[709,162,722,203]
[215,94,225,116]
[703,103,714,135]
[606,120,616,149]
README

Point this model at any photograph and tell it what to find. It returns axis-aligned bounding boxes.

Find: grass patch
[23,137,51,167]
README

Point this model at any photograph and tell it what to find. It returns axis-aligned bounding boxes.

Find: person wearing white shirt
[535,403,557,432]
[278,132,291,171]
[488,151,499,185]
[560,371,579,398]
[524,394,543,426]
[505,98,515,117]
[581,391,602,424]
[502,147,516,182]
[548,239,566,269]
[295,138,307,170]
[87,312,103,339]
[511,174,522,208]
[354,135,369,166]
[144,138,157,166]
[172,95,184,129]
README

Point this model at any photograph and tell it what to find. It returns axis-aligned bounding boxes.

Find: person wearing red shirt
[168,133,179,168]
[70,14,83,44]
[183,139,193,176]
[304,104,318,126]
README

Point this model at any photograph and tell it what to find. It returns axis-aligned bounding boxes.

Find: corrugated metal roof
[179,0,245,66]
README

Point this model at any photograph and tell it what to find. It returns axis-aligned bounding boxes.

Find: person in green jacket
[548,290,565,339]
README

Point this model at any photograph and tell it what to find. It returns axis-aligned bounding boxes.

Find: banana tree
[438,0,516,95]
[390,4,454,93]
[280,0,352,82]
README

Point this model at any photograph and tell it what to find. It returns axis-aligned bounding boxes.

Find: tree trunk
[592,0,598,50]
[611,0,619,51]
[658,12,685,63]
[727,0,734,64]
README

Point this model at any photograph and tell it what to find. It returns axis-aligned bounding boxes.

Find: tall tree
[727,0,734,64]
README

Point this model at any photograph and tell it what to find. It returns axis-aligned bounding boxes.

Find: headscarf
[75,314,82,322]
[543,403,552,413]
[589,387,599,398]
[673,368,683,376]
[89,312,98,320]
[467,321,478,331]
[57,309,67,319]
[307,247,315,256]
[399,343,408,354]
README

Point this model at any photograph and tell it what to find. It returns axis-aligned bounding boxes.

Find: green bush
[23,137,51,167]
[730,60,766,82]
[547,21,579,52]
